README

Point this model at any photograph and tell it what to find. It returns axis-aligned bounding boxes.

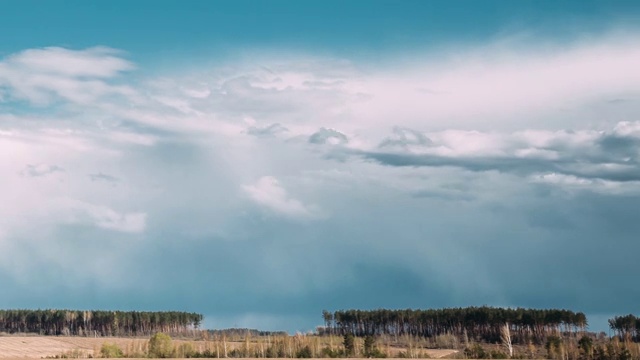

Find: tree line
[321,307,588,344]
[206,328,288,337]
[609,314,640,341]
[0,309,203,336]
[98,332,388,359]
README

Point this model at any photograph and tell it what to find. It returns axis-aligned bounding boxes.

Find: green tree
[343,333,355,357]
[148,332,174,358]
[578,336,593,359]
[364,335,376,357]
[363,335,386,358]
[593,345,607,360]
[546,336,563,360]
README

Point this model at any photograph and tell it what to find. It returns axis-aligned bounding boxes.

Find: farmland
[0,335,457,359]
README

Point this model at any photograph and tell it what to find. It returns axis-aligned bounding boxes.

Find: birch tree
[501,322,513,358]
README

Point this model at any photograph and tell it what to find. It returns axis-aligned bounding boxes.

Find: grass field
[0,335,458,358]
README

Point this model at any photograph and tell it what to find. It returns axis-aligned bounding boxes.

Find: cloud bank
[2,31,640,331]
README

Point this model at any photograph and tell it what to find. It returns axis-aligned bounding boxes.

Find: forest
[321,307,588,344]
[0,309,203,336]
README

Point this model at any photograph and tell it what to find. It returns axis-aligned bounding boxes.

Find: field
[0,336,144,358]
[0,335,458,359]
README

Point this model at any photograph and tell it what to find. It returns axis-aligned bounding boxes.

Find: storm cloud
[2,28,640,333]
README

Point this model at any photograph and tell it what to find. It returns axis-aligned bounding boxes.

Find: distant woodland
[0,309,202,336]
[206,328,288,337]
[321,307,588,344]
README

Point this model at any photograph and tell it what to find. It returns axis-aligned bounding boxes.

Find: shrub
[321,347,342,358]
[489,350,509,359]
[465,344,487,359]
[265,343,286,358]
[364,336,387,358]
[296,345,313,358]
[100,343,124,358]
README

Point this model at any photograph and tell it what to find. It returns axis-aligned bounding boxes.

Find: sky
[1,0,640,333]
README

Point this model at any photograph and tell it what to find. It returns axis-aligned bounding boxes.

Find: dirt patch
[0,336,91,358]
[0,336,150,358]
[425,349,460,358]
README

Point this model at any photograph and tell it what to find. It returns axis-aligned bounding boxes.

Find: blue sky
[2,1,640,333]
[3,1,640,62]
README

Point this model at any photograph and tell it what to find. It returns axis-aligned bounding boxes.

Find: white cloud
[531,173,640,195]
[72,31,638,150]
[242,176,319,219]
[7,46,133,78]
[0,46,135,105]
[14,198,147,234]
[613,121,640,137]
[348,34,640,132]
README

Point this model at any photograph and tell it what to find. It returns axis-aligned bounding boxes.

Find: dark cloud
[607,98,628,104]
[309,128,348,145]
[411,189,475,202]
[89,172,120,183]
[357,150,640,182]
[345,124,640,183]
[379,127,432,148]
[489,190,640,315]
[596,134,640,158]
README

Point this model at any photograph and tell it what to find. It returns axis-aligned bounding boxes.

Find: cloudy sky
[2,0,640,332]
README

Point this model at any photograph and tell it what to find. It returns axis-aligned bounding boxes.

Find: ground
[0,335,458,359]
